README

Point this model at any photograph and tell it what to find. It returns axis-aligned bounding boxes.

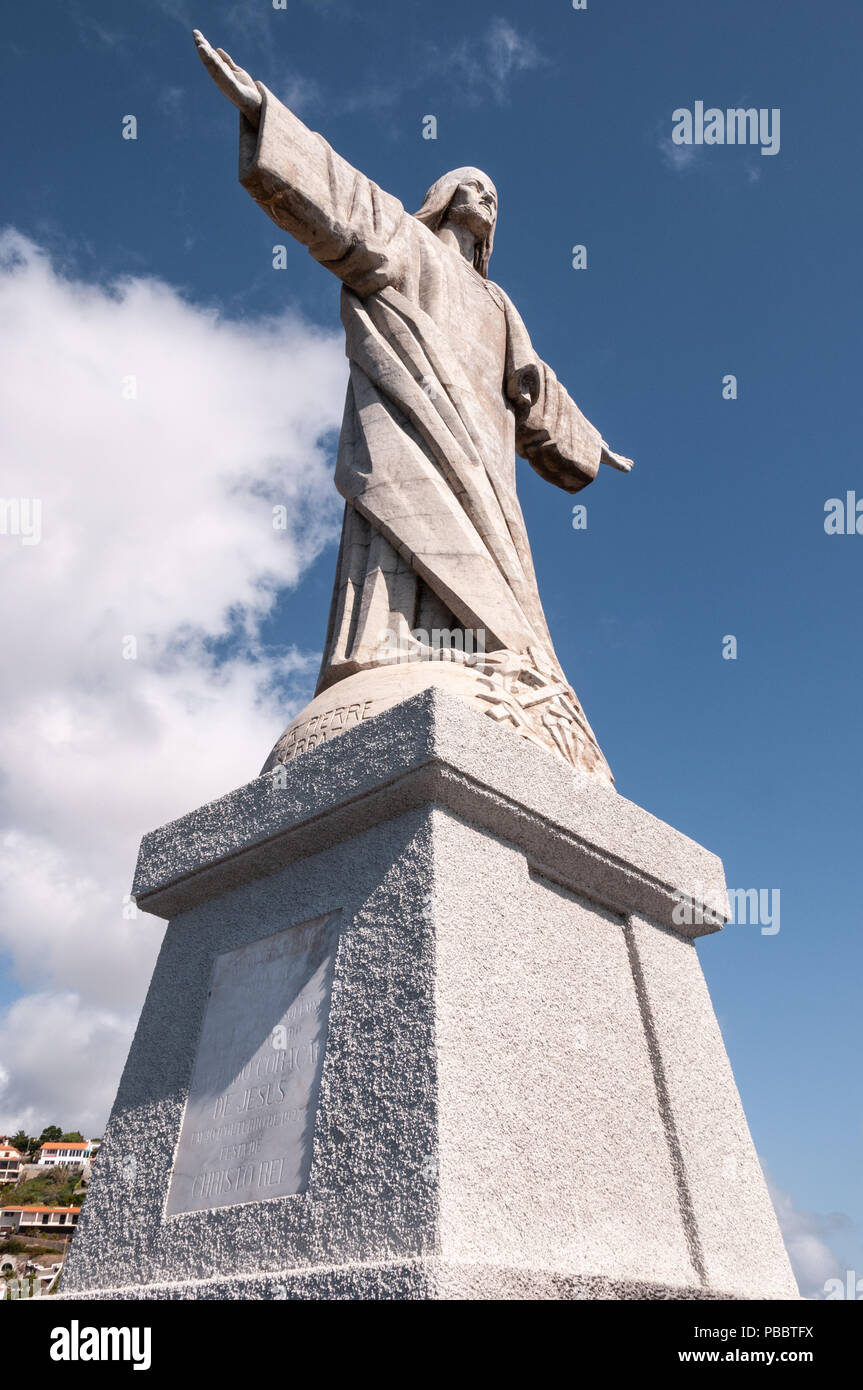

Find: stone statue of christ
[194,31,632,780]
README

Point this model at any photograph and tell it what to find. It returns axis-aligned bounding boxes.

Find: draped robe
[239,88,606,699]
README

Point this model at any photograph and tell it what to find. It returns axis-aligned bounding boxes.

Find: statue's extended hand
[600,442,634,472]
[193,29,262,124]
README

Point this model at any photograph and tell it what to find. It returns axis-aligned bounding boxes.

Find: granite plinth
[60,690,797,1301]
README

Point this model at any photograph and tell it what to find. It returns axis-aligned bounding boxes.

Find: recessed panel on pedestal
[166,910,340,1216]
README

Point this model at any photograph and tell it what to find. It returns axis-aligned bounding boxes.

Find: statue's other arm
[194,30,407,296]
[501,291,633,493]
[516,361,633,493]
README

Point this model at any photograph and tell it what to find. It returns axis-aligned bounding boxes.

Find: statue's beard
[446,202,495,237]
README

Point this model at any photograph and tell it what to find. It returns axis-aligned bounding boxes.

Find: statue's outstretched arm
[192,30,406,296]
[193,31,262,126]
[513,360,633,493]
[504,295,633,489]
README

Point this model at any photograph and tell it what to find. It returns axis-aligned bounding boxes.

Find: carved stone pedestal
[60,689,797,1300]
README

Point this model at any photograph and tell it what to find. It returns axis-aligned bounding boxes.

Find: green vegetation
[0,1237,62,1257]
[1,1166,82,1209]
[4,1125,90,1158]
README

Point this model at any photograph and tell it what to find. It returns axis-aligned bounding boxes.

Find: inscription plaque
[166,910,340,1215]
[280,698,375,762]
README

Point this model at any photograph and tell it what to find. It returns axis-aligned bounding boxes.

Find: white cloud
[70,3,129,52]
[767,1175,854,1299]
[0,231,346,1134]
[273,71,324,118]
[438,18,546,107]
[485,17,544,89]
[166,15,546,125]
[656,116,768,181]
[659,137,699,173]
[0,994,133,1140]
[299,18,548,119]
[654,114,701,173]
[158,84,187,118]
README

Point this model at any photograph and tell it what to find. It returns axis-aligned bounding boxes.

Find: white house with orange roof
[36,1140,98,1167]
[0,1144,23,1182]
[0,1205,80,1239]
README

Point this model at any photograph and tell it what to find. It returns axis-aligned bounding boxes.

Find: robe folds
[239,87,604,695]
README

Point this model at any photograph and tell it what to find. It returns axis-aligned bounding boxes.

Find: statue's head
[414,167,497,278]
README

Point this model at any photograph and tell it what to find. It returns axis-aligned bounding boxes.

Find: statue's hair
[413,167,497,278]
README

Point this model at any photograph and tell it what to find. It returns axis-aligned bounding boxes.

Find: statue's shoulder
[484,278,509,312]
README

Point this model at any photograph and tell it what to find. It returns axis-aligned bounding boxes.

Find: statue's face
[445,175,497,237]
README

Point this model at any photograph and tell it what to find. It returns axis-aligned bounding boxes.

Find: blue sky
[2,0,861,1296]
